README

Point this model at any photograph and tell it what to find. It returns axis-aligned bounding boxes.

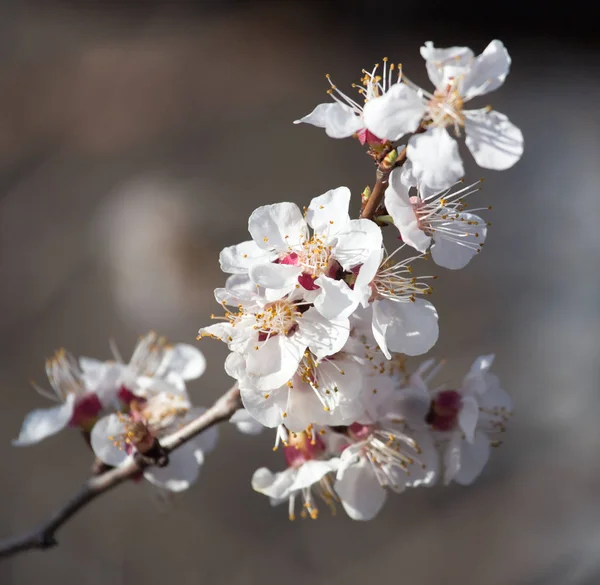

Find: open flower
[403,355,512,485]
[13,349,124,446]
[219,187,382,320]
[294,60,406,145]
[91,380,217,492]
[199,287,350,392]
[252,430,341,520]
[385,168,488,269]
[351,251,439,358]
[333,399,438,520]
[364,40,523,193]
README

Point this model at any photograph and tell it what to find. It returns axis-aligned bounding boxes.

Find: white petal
[353,250,382,307]
[385,168,431,253]
[406,430,439,487]
[285,382,327,431]
[294,102,363,139]
[249,262,302,292]
[90,414,129,467]
[372,298,439,358]
[465,110,524,170]
[240,384,289,428]
[298,308,349,359]
[214,274,262,308]
[335,456,387,521]
[420,41,475,88]
[430,212,487,269]
[458,395,479,443]
[12,395,76,446]
[144,441,201,492]
[362,83,427,141]
[453,431,491,486]
[219,240,277,274]
[443,433,463,485]
[407,128,464,193]
[462,40,511,100]
[306,186,351,237]
[335,219,383,271]
[246,335,305,391]
[229,409,264,435]
[252,466,297,500]
[313,276,358,320]
[290,459,340,491]
[248,202,307,251]
[157,344,206,381]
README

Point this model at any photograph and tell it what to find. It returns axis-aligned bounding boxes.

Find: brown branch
[0,385,242,561]
[360,145,408,220]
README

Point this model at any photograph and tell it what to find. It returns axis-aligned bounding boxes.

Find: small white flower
[199,287,350,393]
[13,349,124,446]
[403,355,512,485]
[365,40,523,193]
[252,430,340,520]
[351,252,439,358]
[385,167,488,269]
[219,187,382,320]
[333,404,438,521]
[294,61,405,145]
[91,380,217,492]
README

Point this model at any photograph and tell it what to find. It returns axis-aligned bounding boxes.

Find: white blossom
[13,349,124,446]
[219,187,382,319]
[385,167,488,269]
[403,355,512,485]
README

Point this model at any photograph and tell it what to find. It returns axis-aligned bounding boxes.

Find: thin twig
[361,145,407,220]
[0,385,242,561]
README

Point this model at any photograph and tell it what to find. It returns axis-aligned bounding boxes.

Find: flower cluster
[11,40,519,524]
[200,40,518,519]
[14,332,217,492]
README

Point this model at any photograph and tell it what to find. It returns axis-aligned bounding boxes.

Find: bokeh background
[1,2,600,584]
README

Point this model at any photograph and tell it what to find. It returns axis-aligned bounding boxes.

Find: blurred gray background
[1,2,600,584]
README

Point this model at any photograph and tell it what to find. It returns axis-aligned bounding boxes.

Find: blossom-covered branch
[0,385,242,561]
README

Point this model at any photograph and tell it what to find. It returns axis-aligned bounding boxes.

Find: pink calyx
[284,432,326,467]
[356,128,386,146]
[426,390,462,432]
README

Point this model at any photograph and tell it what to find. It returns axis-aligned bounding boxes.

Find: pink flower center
[425,390,462,431]
[283,432,326,467]
[69,393,103,429]
[348,422,374,440]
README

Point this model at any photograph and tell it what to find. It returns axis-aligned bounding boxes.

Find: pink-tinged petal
[407,128,464,194]
[462,40,511,100]
[335,456,387,521]
[363,83,427,141]
[458,396,479,443]
[430,212,487,269]
[143,441,201,492]
[219,240,278,275]
[249,262,302,292]
[12,395,76,446]
[313,276,358,320]
[335,219,383,271]
[240,384,289,428]
[453,431,491,486]
[420,41,475,88]
[294,102,363,139]
[385,168,431,253]
[248,202,307,251]
[465,110,523,170]
[372,298,439,358]
[90,414,130,467]
[356,128,385,145]
[306,186,351,237]
[297,308,349,359]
